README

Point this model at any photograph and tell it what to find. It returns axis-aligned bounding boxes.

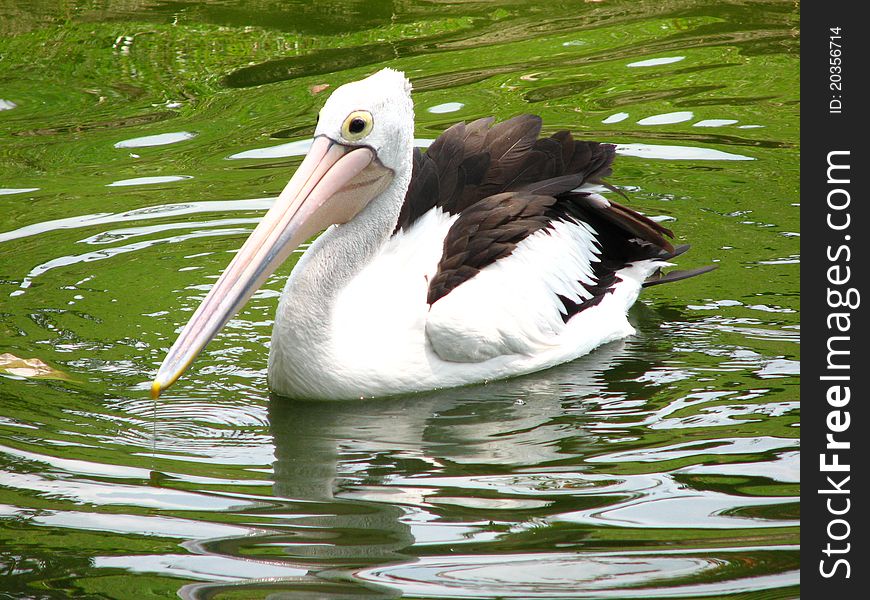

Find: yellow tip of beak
[150,380,163,400]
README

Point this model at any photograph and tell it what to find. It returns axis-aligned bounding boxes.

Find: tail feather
[643,264,717,287]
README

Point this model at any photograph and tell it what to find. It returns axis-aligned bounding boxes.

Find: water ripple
[356,550,798,598]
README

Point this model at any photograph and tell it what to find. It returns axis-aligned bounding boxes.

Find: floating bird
[151,68,712,400]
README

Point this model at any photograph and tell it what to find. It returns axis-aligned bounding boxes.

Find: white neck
[268,158,413,373]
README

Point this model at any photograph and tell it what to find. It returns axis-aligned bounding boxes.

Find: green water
[0,1,799,598]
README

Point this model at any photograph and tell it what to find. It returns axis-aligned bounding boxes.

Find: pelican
[151,68,712,400]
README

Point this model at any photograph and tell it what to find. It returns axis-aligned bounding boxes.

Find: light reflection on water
[0,0,798,597]
[357,553,798,599]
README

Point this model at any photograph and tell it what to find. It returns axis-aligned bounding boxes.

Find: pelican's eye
[341,110,373,141]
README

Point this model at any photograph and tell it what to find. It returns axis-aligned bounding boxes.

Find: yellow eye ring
[341,110,374,141]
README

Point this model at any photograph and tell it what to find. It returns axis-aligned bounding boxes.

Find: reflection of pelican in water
[270,340,631,494]
[178,342,632,599]
[176,334,798,598]
[151,68,711,400]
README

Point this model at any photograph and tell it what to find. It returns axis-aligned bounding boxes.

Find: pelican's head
[315,67,414,173]
[150,68,414,398]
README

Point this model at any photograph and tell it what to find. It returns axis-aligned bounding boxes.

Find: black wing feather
[395,115,712,313]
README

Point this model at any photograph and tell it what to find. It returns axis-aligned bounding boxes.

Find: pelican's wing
[394,114,615,233]
[393,115,709,364]
[423,189,684,362]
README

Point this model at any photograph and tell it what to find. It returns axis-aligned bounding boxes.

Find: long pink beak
[151,136,377,398]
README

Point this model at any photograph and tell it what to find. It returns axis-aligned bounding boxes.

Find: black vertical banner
[802,2,868,597]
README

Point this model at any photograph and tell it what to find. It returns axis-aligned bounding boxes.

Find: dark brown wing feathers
[426,193,556,304]
[397,115,710,311]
